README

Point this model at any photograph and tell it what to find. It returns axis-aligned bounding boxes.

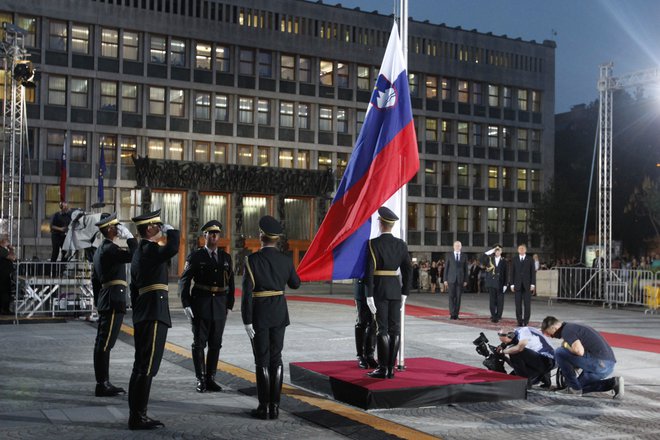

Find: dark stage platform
[290,357,527,409]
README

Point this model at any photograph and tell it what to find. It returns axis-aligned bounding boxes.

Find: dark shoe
[268,403,279,420]
[192,348,207,392]
[205,348,222,391]
[387,335,400,379]
[367,367,388,378]
[490,317,496,323]
[354,325,366,365]
[205,375,222,392]
[517,321,524,327]
[251,404,269,420]
[366,357,379,369]
[196,377,207,393]
[268,365,283,420]
[95,381,125,397]
[128,413,164,430]
[357,355,368,369]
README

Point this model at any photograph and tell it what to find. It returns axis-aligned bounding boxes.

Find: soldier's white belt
[252,290,283,298]
[194,284,228,294]
[138,283,169,295]
[374,270,398,276]
[102,280,128,288]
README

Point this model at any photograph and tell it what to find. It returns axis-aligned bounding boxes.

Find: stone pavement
[1,281,659,439]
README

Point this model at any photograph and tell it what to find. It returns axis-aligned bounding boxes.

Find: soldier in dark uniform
[91,213,137,397]
[366,206,412,379]
[242,215,300,420]
[178,220,235,393]
[128,210,179,430]
[354,278,377,369]
[481,244,508,323]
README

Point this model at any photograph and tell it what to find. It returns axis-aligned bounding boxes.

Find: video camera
[473,332,507,373]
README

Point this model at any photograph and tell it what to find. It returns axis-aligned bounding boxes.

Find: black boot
[205,348,222,391]
[128,373,164,430]
[354,325,368,368]
[364,322,378,368]
[268,364,283,420]
[367,334,390,379]
[94,350,125,397]
[192,347,206,393]
[251,366,270,419]
[387,335,400,379]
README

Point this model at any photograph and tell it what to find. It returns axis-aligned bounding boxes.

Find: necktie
[520,256,524,262]
[212,251,217,263]
[455,253,459,262]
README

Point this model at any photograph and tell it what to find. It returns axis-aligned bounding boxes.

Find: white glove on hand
[161,224,174,233]
[366,296,377,315]
[116,224,134,239]
[485,247,497,256]
[402,295,407,305]
[503,286,507,293]
[184,306,194,322]
[244,324,255,339]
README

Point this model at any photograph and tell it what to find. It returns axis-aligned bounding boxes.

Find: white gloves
[184,306,194,322]
[503,286,507,293]
[161,224,174,233]
[485,247,497,256]
[244,324,255,339]
[116,224,134,239]
[366,296,377,315]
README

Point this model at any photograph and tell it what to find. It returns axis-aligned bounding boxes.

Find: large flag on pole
[59,133,67,202]
[298,22,419,281]
[97,141,107,203]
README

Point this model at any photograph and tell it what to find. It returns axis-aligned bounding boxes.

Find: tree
[625,176,660,238]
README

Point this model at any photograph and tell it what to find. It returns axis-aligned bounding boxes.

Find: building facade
[1,0,555,273]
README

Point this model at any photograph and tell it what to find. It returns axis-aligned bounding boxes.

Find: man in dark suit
[365,206,412,379]
[482,244,507,323]
[443,240,468,320]
[510,243,536,326]
[179,220,235,393]
[128,210,179,430]
[91,213,137,397]
[242,216,300,420]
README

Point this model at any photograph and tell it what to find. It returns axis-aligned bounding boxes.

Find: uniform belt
[138,283,169,295]
[102,280,128,288]
[253,290,284,298]
[194,284,228,294]
[374,270,398,276]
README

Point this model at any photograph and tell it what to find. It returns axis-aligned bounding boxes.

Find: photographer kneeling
[497,326,554,388]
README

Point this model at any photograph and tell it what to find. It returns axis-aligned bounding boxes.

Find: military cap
[202,220,222,233]
[95,212,119,229]
[259,215,282,239]
[378,206,398,224]
[131,209,163,226]
[493,244,502,250]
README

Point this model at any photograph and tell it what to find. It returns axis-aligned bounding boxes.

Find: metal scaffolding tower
[596,63,660,302]
[1,23,30,257]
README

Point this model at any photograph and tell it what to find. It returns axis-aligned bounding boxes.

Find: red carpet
[290,357,527,409]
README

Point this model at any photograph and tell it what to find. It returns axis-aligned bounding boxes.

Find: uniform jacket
[178,247,235,320]
[365,233,412,301]
[481,255,508,290]
[130,229,180,327]
[510,254,536,291]
[444,251,468,284]
[92,237,137,313]
[241,246,300,329]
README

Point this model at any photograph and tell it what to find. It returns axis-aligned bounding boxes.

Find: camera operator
[497,326,554,388]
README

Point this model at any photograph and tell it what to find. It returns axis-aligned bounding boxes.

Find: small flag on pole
[297,22,419,281]
[97,141,107,203]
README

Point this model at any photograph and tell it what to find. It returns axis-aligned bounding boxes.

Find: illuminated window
[357,65,371,91]
[70,132,88,162]
[457,121,468,145]
[48,75,66,106]
[532,90,541,112]
[297,150,310,169]
[243,196,270,238]
[517,168,528,191]
[409,72,419,97]
[215,94,228,121]
[71,24,89,54]
[119,189,141,223]
[279,101,294,127]
[518,89,528,111]
[238,144,253,165]
[101,28,118,58]
[195,42,212,69]
[457,206,468,232]
[99,135,117,164]
[70,78,88,108]
[299,57,311,83]
[425,118,437,141]
[215,45,230,72]
[213,143,227,164]
[239,97,253,123]
[502,167,512,189]
[122,83,138,113]
[487,207,499,232]
[441,120,452,144]
[122,31,139,61]
[336,108,348,133]
[503,86,512,108]
[488,166,498,189]
[199,194,228,238]
[488,125,499,148]
[298,103,309,129]
[16,15,37,48]
[336,152,348,179]
[530,169,541,191]
[149,87,165,115]
[318,151,332,171]
[425,204,438,231]
[278,148,293,168]
[457,163,469,187]
[170,38,186,67]
[168,140,183,161]
[120,136,137,165]
[284,198,312,240]
[488,84,499,107]
[100,81,117,110]
[257,99,271,125]
[502,126,512,148]
[517,129,528,150]
[49,21,67,51]
[194,92,210,119]
[46,130,65,160]
[258,146,270,167]
[281,54,295,80]
[194,141,210,162]
[148,138,165,159]
[319,106,332,131]
[425,160,437,185]
[441,77,451,100]
[150,36,166,63]
[319,60,333,86]
[457,80,469,103]
[426,75,438,99]
[516,209,528,233]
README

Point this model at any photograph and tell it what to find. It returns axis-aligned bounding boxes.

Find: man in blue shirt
[541,316,623,398]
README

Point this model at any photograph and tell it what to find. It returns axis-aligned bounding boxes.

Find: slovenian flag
[59,133,67,202]
[98,141,106,203]
[297,22,419,281]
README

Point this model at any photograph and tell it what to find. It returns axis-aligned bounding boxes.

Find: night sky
[324,0,660,113]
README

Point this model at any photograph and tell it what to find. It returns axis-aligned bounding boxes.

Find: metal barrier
[12,260,95,319]
[556,267,659,311]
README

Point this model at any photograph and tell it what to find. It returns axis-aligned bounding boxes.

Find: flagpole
[398,0,409,372]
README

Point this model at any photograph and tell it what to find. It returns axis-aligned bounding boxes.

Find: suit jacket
[130,229,180,327]
[241,246,300,329]
[481,255,508,290]
[365,233,412,301]
[444,251,468,284]
[178,247,235,320]
[92,237,138,313]
[511,254,536,291]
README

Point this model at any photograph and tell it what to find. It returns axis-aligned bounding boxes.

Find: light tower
[1,22,33,257]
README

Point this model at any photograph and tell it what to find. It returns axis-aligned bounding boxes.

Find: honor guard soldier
[128,210,179,430]
[354,278,377,369]
[365,207,412,379]
[178,220,235,393]
[481,244,508,323]
[91,213,137,397]
[242,216,300,420]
